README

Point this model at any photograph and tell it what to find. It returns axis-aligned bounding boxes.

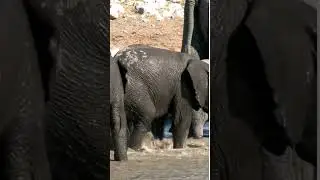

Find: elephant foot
[114,153,128,161]
[172,129,188,149]
[173,139,185,149]
[129,131,153,151]
[113,146,128,161]
[192,135,203,139]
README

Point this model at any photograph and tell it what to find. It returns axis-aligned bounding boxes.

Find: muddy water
[110,138,209,180]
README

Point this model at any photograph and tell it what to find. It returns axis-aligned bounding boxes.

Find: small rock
[111,48,120,57]
[142,18,149,22]
[110,3,124,19]
[135,2,145,14]
[156,14,164,21]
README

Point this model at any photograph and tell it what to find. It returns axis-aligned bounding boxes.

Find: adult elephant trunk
[181,0,209,60]
[181,0,196,55]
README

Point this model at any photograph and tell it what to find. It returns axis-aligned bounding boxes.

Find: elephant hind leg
[126,97,156,151]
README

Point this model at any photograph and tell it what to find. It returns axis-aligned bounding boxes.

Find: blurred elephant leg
[295,72,316,167]
[295,98,317,166]
[261,148,295,180]
[193,9,208,60]
[295,124,317,167]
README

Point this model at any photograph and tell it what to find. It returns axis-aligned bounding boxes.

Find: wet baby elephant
[114,44,209,151]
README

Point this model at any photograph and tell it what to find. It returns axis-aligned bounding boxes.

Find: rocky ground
[110,0,184,56]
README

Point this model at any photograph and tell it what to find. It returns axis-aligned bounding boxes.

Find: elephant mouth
[190,126,204,139]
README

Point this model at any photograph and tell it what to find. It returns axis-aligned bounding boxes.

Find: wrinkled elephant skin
[114,44,209,150]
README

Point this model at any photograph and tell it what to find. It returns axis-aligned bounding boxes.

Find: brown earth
[110,7,184,52]
[110,138,209,180]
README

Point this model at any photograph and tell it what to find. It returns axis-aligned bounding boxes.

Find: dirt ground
[110,138,209,180]
[110,8,183,52]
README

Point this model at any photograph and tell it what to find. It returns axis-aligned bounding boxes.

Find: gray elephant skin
[156,59,209,139]
[181,0,209,60]
[114,44,209,150]
[210,0,316,179]
[110,55,128,161]
[0,0,109,179]
[0,0,51,179]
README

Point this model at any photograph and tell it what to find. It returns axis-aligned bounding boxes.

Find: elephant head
[188,59,209,138]
[189,108,208,138]
[182,59,209,113]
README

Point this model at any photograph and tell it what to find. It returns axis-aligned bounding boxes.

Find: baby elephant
[114,44,209,150]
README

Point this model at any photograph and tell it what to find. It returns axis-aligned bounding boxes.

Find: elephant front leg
[171,100,193,148]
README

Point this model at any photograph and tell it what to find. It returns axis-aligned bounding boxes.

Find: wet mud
[110,138,209,180]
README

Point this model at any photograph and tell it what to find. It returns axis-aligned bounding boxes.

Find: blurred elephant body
[181,0,209,60]
[0,0,110,179]
[0,0,51,178]
[210,0,316,179]
[114,45,209,150]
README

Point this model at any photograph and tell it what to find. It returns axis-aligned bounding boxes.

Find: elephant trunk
[181,0,196,54]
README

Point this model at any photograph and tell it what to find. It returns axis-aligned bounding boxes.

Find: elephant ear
[182,59,209,110]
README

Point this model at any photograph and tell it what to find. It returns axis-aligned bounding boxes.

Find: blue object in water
[163,118,172,138]
[161,119,210,138]
[203,121,209,137]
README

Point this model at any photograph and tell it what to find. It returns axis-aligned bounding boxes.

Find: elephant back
[114,45,191,76]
